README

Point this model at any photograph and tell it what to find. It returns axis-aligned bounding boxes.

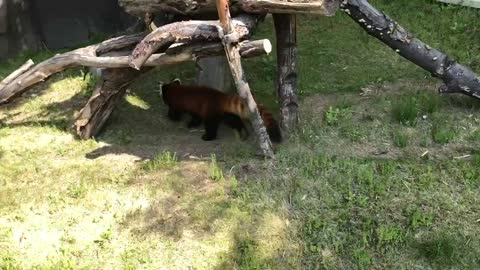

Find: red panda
[161,79,282,143]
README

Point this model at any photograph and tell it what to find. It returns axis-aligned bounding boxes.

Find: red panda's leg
[187,113,202,128]
[202,117,220,141]
[167,108,182,121]
[223,113,249,140]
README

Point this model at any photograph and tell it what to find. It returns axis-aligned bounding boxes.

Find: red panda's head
[160,78,181,105]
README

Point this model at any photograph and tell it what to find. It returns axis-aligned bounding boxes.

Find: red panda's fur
[161,79,282,143]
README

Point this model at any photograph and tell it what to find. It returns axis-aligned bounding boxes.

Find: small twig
[453,154,471,160]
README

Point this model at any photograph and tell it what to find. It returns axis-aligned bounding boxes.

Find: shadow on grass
[83,67,258,161]
[112,155,298,268]
[413,231,480,269]
[0,68,90,130]
[119,165,233,239]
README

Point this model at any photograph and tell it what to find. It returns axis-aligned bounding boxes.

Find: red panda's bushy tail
[257,104,282,143]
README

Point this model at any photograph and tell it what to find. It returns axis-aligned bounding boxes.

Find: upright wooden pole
[273,13,299,134]
[215,0,275,157]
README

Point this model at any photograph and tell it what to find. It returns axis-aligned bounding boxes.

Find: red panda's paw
[202,134,217,141]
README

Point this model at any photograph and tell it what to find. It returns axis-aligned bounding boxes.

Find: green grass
[432,120,456,144]
[392,128,409,148]
[392,96,419,126]
[143,151,178,171]
[208,154,225,182]
[1,0,480,269]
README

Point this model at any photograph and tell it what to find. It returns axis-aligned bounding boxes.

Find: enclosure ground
[1,1,480,268]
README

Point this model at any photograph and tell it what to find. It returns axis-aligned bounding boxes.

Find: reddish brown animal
[161,79,282,142]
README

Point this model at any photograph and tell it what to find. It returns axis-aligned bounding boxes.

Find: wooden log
[0,59,34,89]
[119,0,340,17]
[437,0,480,9]
[128,14,262,69]
[0,37,271,104]
[273,13,299,134]
[95,33,146,55]
[75,68,149,139]
[341,0,480,100]
[0,33,144,104]
[216,0,275,158]
[77,44,272,140]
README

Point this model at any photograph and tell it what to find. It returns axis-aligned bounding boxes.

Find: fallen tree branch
[75,68,150,139]
[0,33,146,104]
[0,38,271,104]
[216,0,275,158]
[341,0,480,100]
[0,60,34,89]
[128,14,263,69]
[119,0,339,17]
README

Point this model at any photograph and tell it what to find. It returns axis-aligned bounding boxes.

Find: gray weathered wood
[216,0,274,158]
[128,14,262,69]
[273,13,299,134]
[437,0,480,8]
[0,37,271,104]
[119,0,339,17]
[0,59,34,89]
[75,68,149,139]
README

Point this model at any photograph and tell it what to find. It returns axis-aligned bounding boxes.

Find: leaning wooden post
[273,13,299,134]
[215,0,274,158]
[75,68,149,139]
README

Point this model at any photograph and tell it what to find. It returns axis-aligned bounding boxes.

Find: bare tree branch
[342,0,480,100]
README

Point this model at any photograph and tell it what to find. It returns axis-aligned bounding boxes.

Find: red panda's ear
[172,78,181,85]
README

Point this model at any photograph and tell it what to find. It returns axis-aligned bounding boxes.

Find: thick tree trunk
[119,0,339,18]
[75,68,149,139]
[341,0,480,100]
[216,0,274,158]
[273,13,299,134]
